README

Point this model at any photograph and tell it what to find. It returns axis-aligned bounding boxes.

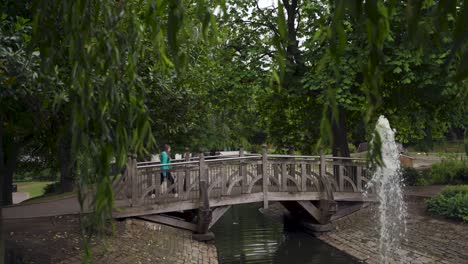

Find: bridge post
[319,150,337,225]
[129,154,138,207]
[193,153,214,241]
[288,146,295,187]
[239,146,247,193]
[262,144,269,209]
[199,152,208,190]
[356,165,363,192]
[179,148,189,198]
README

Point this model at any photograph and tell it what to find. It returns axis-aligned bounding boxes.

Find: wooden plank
[199,153,207,183]
[297,201,322,223]
[339,165,344,191]
[333,192,377,202]
[184,151,190,199]
[208,206,231,229]
[113,201,200,218]
[281,163,287,192]
[211,192,264,207]
[113,191,373,218]
[155,167,160,198]
[221,166,227,195]
[320,151,325,179]
[139,214,197,231]
[301,163,307,192]
[268,192,321,201]
[240,148,247,194]
[262,144,268,209]
[356,166,362,192]
[130,155,138,206]
[330,203,368,221]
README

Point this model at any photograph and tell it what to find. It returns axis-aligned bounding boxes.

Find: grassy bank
[16,181,54,198]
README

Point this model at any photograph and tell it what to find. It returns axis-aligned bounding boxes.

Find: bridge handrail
[136,155,366,169]
[137,160,199,169]
[136,155,261,169]
[136,154,247,166]
[326,157,366,161]
[267,154,319,159]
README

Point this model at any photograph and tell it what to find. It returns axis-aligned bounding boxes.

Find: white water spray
[366,116,407,263]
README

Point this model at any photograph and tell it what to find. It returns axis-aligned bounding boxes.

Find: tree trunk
[1,142,17,207]
[282,0,307,88]
[1,114,17,206]
[58,134,74,192]
[0,114,5,264]
[331,106,350,158]
[0,114,5,206]
[0,207,4,264]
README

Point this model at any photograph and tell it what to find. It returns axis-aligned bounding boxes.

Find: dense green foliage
[427,185,468,221]
[1,0,467,261]
[401,167,421,186]
[421,159,468,185]
[402,158,467,186]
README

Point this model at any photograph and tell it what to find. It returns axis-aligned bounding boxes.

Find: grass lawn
[16,181,54,198]
[406,139,466,153]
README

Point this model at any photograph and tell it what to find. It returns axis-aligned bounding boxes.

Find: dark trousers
[161,172,176,193]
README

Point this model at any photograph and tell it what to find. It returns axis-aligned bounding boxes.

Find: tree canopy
[1,0,466,260]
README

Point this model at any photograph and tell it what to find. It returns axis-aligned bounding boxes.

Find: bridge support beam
[193,154,215,241]
[139,214,197,231]
[297,201,322,224]
[208,206,231,229]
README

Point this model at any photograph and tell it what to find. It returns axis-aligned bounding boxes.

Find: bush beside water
[43,182,61,195]
[402,159,467,186]
[401,167,421,186]
[426,185,468,222]
[422,159,467,185]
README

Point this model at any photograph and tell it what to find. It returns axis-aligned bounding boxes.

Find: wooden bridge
[113,145,376,240]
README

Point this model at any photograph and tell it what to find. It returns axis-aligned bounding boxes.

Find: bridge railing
[114,147,372,208]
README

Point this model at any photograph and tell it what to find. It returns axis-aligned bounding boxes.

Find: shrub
[401,167,420,186]
[426,185,468,222]
[348,143,357,153]
[43,182,61,195]
[423,159,467,185]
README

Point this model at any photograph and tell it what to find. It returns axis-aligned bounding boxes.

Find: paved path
[12,192,29,204]
[61,219,218,264]
[2,195,83,219]
[318,202,468,264]
[4,215,218,264]
[318,186,468,264]
[404,185,445,198]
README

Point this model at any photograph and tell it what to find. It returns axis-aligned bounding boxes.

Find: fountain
[365,116,407,263]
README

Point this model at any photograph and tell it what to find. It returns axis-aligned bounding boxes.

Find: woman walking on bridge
[160,144,176,194]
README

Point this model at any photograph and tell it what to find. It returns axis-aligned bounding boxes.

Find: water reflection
[211,203,356,264]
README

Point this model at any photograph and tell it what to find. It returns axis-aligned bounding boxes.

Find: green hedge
[404,159,468,186]
[422,159,467,185]
[426,185,468,222]
[401,167,421,186]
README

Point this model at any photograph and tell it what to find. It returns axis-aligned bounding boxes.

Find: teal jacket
[160,151,171,176]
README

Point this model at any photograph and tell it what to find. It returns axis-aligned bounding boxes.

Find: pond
[211,203,357,264]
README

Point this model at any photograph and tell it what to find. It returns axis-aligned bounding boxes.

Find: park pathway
[315,186,466,264]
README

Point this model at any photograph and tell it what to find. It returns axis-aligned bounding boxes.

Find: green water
[211,203,356,264]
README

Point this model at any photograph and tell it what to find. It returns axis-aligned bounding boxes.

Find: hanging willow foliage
[32,0,224,261]
[28,0,465,260]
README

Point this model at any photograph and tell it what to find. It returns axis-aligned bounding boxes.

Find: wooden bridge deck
[113,148,376,223]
